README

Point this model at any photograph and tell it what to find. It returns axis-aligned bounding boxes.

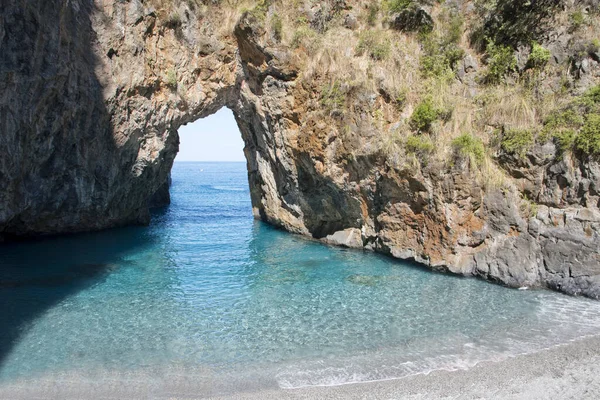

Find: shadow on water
[0,225,156,372]
[0,0,169,376]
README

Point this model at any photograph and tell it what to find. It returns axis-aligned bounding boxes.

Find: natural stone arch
[2,0,599,299]
[0,0,356,240]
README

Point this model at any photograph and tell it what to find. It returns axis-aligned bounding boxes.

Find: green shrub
[291,26,317,49]
[409,98,439,132]
[569,11,585,32]
[451,133,485,165]
[386,0,414,13]
[542,90,600,157]
[540,108,585,143]
[527,42,551,69]
[271,14,283,41]
[553,129,578,155]
[367,1,380,26]
[420,45,464,78]
[419,13,464,79]
[166,69,177,90]
[581,85,600,110]
[394,91,407,110]
[420,54,450,77]
[445,46,466,67]
[372,41,391,60]
[445,13,464,46]
[356,31,390,60]
[242,0,269,22]
[501,128,534,158]
[356,31,376,55]
[544,109,585,130]
[483,40,517,84]
[475,0,563,48]
[406,135,434,154]
[576,114,600,156]
[320,80,345,112]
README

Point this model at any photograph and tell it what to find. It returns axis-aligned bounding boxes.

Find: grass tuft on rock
[501,128,534,158]
[483,40,517,84]
[410,98,439,133]
[356,31,391,61]
[406,135,434,154]
[576,114,600,156]
[452,133,485,165]
[527,42,551,70]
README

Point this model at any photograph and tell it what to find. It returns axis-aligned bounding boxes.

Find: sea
[1,161,600,396]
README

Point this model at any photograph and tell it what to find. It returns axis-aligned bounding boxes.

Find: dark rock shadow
[0,224,157,372]
[0,0,147,371]
[0,0,154,240]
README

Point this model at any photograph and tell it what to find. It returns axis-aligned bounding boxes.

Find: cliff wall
[1,0,599,297]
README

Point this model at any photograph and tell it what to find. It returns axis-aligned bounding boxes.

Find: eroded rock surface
[1,0,598,298]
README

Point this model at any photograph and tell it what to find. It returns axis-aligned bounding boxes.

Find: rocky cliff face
[1,0,599,298]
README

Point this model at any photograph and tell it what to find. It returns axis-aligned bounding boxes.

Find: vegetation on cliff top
[154,0,600,175]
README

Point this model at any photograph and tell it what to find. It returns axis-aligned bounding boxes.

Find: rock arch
[0,0,356,240]
[1,0,599,298]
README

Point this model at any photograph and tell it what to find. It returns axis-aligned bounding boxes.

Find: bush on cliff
[385,0,414,13]
[406,135,434,154]
[166,69,177,90]
[367,1,380,26]
[474,0,563,48]
[576,114,600,156]
[501,128,534,158]
[321,80,345,113]
[452,133,485,165]
[410,98,439,132]
[419,12,465,79]
[271,14,283,42]
[482,40,517,84]
[527,42,551,70]
[581,85,600,110]
[553,129,578,155]
[356,31,391,60]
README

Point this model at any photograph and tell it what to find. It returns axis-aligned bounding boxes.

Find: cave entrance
[171,107,253,218]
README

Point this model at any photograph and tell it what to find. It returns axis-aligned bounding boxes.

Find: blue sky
[175,108,245,161]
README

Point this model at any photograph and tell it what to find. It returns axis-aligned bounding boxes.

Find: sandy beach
[210,334,600,400]
[1,335,599,400]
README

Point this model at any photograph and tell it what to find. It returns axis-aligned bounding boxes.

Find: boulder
[324,228,364,249]
[389,6,433,33]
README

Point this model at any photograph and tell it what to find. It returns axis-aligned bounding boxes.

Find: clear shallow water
[1,161,600,394]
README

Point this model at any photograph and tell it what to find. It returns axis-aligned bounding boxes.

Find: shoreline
[1,335,600,399]
[211,334,600,400]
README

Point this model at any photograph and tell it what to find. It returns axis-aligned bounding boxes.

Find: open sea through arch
[1,161,600,396]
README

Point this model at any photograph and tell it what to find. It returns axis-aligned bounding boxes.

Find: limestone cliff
[1,0,599,298]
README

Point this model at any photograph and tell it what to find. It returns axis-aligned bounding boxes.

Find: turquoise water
[1,162,600,395]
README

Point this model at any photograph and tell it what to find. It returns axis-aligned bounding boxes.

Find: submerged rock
[346,275,380,287]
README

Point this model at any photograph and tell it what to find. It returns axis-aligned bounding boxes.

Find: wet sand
[1,335,600,399]
[211,335,600,400]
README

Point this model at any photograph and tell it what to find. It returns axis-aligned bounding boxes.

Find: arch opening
[155,107,255,220]
[175,107,245,163]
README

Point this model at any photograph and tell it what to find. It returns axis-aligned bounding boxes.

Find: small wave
[276,352,503,389]
[275,344,558,389]
[211,186,247,192]
[275,295,600,389]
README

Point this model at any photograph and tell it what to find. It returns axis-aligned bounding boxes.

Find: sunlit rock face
[1,0,598,298]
